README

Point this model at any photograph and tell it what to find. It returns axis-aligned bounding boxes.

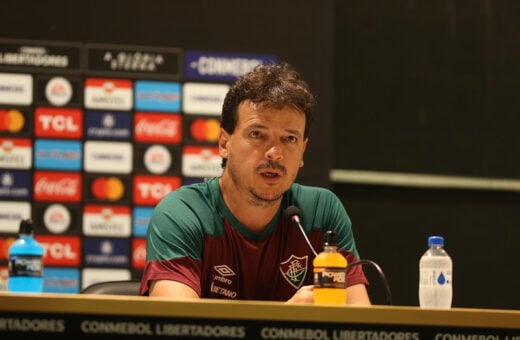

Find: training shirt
[140,177,368,301]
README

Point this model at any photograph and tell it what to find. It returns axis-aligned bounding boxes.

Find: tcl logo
[36,235,81,266]
[133,175,181,205]
[35,107,83,139]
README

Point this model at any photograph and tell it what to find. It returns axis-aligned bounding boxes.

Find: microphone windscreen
[283,205,301,221]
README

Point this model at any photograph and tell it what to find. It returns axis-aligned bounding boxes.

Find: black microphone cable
[284,205,393,305]
[346,259,392,305]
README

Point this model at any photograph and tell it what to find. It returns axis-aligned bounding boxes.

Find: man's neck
[219,177,281,233]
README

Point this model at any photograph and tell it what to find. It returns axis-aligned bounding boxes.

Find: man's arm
[149,280,199,298]
[346,283,371,305]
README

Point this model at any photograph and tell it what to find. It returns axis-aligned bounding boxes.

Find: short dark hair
[220,62,316,168]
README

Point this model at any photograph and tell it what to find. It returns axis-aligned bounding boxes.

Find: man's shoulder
[289,182,336,198]
[156,177,219,212]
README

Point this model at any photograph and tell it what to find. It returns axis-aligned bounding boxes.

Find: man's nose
[265,144,283,160]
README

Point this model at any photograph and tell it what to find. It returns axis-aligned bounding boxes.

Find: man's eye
[250,131,260,138]
[286,136,297,143]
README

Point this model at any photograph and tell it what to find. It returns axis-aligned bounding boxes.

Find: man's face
[219,100,308,204]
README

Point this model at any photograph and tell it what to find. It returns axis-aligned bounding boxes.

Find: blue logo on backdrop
[83,238,130,268]
[184,51,278,81]
[0,170,31,199]
[133,206,153,237]
[34,139,82,170]
[85,111,132,140]
[43,267,81,293]
[134,80,181,112]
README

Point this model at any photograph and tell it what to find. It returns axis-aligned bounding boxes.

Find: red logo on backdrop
[36,235,81,266]
[0,109,25,133]
[85,78,132,92]
[189,118,220,143]
[83,204,130,218]
[133,175,181,206]
[134,112,182,143]
[34,171,82,202]
[91,176,125,202]
[0,237,16,261]
[0,137,31,152]
[132,238,146,269]
[34,107,83,139]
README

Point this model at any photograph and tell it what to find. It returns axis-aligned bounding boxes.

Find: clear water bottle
[419,235,452,308]
[8,219,44,293]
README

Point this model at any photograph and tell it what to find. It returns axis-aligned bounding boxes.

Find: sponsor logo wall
[0,38,277,292]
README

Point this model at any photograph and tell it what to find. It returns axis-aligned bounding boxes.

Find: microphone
[283,205,318,256]
[283,205,393,305]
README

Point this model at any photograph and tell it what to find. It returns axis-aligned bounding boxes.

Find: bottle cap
[428,235,444,246]
[324,230,338,246]
[19,219,34,235]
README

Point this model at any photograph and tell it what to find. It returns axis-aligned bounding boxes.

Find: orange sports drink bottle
[313,230,347,305]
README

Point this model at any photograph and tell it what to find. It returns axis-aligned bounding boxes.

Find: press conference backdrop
[0,38,280,290]
[0,0,334,294]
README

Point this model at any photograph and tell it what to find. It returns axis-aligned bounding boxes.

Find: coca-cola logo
[134,113,182,143]
[135,118,177,136]
[33,171,82,202]
[35,177,77,195]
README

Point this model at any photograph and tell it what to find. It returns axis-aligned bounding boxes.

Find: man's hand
[286,284,314,304]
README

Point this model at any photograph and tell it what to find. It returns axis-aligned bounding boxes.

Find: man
[140,62,371,305]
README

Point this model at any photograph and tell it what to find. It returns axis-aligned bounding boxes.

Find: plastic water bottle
[313,230,347,305]
[8,219,44,293]
[419,235,452,308]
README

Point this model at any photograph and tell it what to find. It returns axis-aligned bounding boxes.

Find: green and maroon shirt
[140,177,368,301]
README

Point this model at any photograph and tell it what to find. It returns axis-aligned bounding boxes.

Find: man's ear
[219,128,230,158]
[300,137,308,167]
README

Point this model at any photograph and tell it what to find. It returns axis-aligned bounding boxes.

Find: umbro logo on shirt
[211,264,237,298]
[214,265,236,277]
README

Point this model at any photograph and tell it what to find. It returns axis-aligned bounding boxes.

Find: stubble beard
[227,160,285,208]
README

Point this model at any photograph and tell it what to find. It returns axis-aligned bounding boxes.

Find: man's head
[220,62,316,168]
[217,62,316,205]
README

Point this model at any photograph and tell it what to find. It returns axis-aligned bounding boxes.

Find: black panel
[334,0,520,179]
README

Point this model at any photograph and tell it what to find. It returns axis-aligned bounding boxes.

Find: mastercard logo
[92,176,125,201]
[0,109,25,133]
[190,118,220,143]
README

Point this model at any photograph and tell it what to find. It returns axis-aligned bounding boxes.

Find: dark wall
[333,0,520,309]
[335,183,520,309]
[334,0,520,179]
